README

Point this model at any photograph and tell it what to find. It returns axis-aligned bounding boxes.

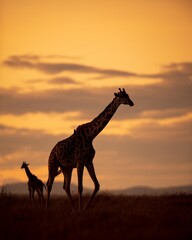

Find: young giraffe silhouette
[46,88,134,210]
[21,162,46,204]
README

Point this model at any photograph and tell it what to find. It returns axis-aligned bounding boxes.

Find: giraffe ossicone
[46,88,134,210]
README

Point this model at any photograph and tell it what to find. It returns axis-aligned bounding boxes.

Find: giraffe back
[49,127,95,168]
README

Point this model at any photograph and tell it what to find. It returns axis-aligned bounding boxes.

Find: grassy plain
[0,191,192,240]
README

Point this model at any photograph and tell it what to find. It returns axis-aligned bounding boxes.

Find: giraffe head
[114,88,134,106]
[21,161,29,169]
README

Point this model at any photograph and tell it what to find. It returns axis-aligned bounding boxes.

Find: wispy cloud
[0,78,191,117]
[0,112,82,135]
[139,62,192,84]
[48,77,79,85]
[3,55,192,85]
[2,55,192,118]
[0,88,107,115]
[3,55,137,77]
[3,54,81,61]
[24,76,79,86]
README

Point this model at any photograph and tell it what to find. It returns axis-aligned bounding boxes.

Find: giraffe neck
[24,166,33,180]
[84,98,121,139]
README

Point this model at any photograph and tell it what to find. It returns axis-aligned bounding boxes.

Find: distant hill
[0,182,90,195]
[1,182,192,196]
[113,185,192,196]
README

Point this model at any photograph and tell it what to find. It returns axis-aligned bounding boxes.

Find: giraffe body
[49,135,95,169]
[46,88,134,210]
[21,162,46,204]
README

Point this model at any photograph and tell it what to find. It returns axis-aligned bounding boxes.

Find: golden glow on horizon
[1,157,192,189]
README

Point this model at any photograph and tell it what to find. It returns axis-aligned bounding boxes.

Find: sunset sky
[0,0,192,191]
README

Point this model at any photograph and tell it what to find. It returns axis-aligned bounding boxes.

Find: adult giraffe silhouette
[46,88,134,210]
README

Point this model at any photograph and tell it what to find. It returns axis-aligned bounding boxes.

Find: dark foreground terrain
[0,191,192,240]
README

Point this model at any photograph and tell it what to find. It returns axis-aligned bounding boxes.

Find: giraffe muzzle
[129,100,134,107]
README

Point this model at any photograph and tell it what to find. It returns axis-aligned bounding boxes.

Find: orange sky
[0,0,192,190]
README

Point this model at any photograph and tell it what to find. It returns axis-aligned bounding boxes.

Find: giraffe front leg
[46,176,55,209]
[62,168,75,211]
[77,163,84,211]
[36,189,42,204]
[84,162,100,211]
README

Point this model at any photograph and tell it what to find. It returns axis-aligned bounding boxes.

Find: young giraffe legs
[29,187,32,204]
[36,188,43,203]
[40,186,44,201]
[84,162,100,210]
[31,188,35,204]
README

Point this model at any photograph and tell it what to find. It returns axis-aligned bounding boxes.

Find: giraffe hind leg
[46,167,59,208]
[77,164,84,211]
[46,175,55,208]
[46,151,60,208]
[84,162,100,211]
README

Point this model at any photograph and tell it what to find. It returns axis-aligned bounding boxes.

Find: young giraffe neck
[86,98,121,139]
[24,166,33,180]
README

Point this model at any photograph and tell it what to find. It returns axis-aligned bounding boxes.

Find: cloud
[140,108,191,119]
[1,56,192,138]
[0,112,83,135]
[0,124,58,156]
[132,115,192,141]
[1,122,191,164]
[0,75,191,119]
[48,76,79,85]
[0,149,47,169]
[0,87,110,116]
[3,56,192,85]
[163,62,192,76]
[139,62,192,85]
[0,107,191,145]
[3,54,80,61]
[3,55,137,77]
[24,76,79,86]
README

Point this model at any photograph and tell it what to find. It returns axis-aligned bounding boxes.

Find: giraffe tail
[43,183,47,190]
[56,169,62,176]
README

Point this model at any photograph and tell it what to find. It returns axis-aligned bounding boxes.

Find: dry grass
[0,190,192,240]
